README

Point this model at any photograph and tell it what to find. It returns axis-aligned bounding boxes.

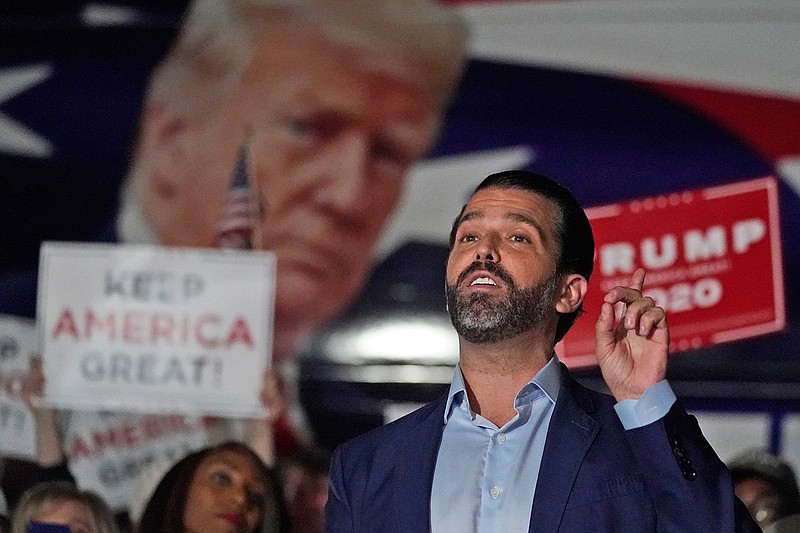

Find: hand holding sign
[0,314,38,459]
[19,356,65,468]
[244,369,286,466]
[259,369,285,425]
[20,357,47,412]
[595,268,669,402]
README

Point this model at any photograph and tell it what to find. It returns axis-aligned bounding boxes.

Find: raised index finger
[629,267,646,292]
[603,268,647,305]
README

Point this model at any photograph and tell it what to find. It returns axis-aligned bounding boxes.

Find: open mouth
[463,270,503,290]
[457,261,516,292]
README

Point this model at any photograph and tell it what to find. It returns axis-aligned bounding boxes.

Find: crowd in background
[8,389,799,533]
[0,359,331,533]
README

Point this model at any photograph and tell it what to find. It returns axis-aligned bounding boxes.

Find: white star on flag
[0,63,54,158]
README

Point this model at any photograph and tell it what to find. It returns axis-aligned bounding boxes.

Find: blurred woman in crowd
[135,441,288,533]
[20,356,287,533]
[11,481,118,533]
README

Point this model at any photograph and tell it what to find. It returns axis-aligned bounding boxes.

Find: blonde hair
[147,0,468,119]
[11,482,118,533]
[119,0,468,244]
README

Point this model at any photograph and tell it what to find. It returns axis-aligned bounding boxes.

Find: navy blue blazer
[324,364,759,532]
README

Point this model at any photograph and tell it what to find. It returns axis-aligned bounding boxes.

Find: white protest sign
[37,242,276,417]
[0,314,37,459]
[64,411,209,511]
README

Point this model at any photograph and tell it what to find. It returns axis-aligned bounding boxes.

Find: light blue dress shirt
[430,356,676,533]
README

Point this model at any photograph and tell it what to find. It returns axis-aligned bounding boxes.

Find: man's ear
[555,274,588,314]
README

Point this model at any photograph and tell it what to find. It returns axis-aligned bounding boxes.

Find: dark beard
[446,261,560,344]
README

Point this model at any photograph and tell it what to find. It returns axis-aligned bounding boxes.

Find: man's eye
[460,234,477,243]
[370,140,396,161]
[511,235,529,243]
[369,141,409,182]
[287,118,312,137]
[370,140,408,167]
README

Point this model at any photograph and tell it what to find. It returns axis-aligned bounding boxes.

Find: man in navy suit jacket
[324,170,759,532]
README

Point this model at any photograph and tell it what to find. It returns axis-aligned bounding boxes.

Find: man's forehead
[460,187,557,234]
[464,187,554,214]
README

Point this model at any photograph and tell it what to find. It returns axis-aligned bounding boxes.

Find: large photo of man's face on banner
[117,0,467,361]
[0,0,468,513]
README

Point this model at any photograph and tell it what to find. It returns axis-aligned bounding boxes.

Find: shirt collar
[443,353,562,424]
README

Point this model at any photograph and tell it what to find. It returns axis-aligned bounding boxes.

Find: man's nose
[476,235,499,262]
[312,133,369,219]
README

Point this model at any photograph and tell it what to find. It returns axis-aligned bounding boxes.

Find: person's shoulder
[335,397,444,458]
[328,399,445,506]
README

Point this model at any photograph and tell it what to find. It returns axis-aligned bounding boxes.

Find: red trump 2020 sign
[559,176,785,368]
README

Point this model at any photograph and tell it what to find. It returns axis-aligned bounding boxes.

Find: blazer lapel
[392,396,447,533]
[529,365,599,532]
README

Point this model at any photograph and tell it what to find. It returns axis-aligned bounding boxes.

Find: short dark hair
[449,170,595,343]
[136,441,290,533]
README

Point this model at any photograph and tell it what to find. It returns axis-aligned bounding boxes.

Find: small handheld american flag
[215,142,261,250]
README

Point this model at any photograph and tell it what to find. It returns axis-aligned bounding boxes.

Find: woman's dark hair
[449,169,595,343]
[135,441,290,533]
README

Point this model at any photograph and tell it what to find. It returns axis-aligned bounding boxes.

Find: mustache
[456,261,515,288]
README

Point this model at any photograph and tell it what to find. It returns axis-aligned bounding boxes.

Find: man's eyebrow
[458,210,483,225]
[507,212,547,242]
[457,210,547,242]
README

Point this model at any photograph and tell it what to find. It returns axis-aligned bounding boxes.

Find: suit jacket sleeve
[624,401,760,532]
